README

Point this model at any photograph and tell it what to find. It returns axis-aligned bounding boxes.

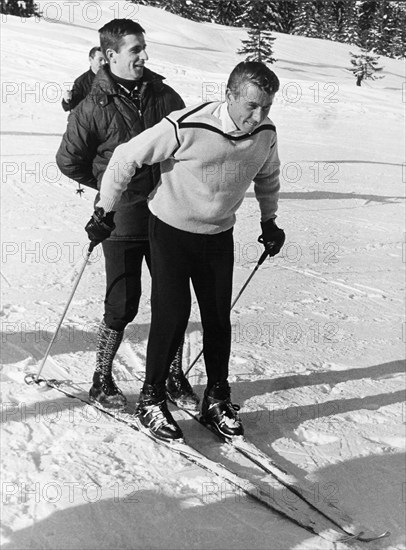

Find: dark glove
[258,218,285,257]
[85,207,115,246]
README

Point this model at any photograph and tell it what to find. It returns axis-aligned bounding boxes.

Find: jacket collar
[92,66,166,97]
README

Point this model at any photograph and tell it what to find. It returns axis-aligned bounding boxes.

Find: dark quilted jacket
[61,68,96,112]
[56,66,185,240]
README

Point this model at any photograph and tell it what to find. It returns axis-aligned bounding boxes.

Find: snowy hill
[1,2,405,549]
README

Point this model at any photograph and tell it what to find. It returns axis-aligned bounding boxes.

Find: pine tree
[129,0,404,59]
[338,0,360,45]
[388,2,406,58]
[366,0,388,54]
[276,1,299,34]
[208,0,245,26]
[135,0,210,23]
[355,0,406,58]
[347,48,384,86]
[0,0,40,17]
[357,0,379,49]
[371,0,406,57]
[322,1,359,43]
[128,0,155,5]
[292,1,322,38]
[329,1,346,39]
[239,28,277,63]
[238,1,279,63]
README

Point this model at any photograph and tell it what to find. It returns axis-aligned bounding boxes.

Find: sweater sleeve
[253,133,280,222]
[97,117,180,212]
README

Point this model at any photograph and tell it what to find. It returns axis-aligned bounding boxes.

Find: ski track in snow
[1,3,405,549]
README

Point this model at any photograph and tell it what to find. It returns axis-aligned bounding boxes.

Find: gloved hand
[258,218,285,257]
[85,207,115,245]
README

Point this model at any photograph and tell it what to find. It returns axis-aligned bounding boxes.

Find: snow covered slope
[1,2,405,549]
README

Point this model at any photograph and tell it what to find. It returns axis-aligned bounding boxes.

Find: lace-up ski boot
[166,339,200,411]
[89,321,127,411]
[201,381,244,438]
[136,383,183,442]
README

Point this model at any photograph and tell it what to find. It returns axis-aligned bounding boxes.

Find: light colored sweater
[98,101,280,234]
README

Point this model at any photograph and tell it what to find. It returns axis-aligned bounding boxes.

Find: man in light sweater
[85,61,285,442]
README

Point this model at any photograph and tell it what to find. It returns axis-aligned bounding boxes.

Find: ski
[118,343,389,544]
[175,404,390,544]
[25,373,357,544]
[224,436,390,543]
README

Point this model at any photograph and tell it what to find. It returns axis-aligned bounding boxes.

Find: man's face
[90,51,106,73]
[226,82,275,134]
[107,33,148,80]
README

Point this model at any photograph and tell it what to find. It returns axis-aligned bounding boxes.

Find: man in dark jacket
[56,19,199,412]
[61,46,106,112]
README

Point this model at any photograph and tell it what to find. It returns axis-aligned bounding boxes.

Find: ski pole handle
[258,249,268,265]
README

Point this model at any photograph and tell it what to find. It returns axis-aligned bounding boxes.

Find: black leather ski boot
[136,383,183,441]
[89,321,127,410]
[166,339,200,411]
[201,381,244,437]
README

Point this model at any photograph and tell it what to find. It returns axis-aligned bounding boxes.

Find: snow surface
[1,2,405,549]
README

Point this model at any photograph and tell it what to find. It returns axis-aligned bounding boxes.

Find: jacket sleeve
[172,89,186,111]
[164,83,186,112]
[98,117,179,212]
[61,98,71,112]
[56,101,99,190]
[60,72,90,112]
[253,133,281,222]
[69,75,88,111]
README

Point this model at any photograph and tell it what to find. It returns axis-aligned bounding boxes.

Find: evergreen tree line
[1,0,404,59]
[0,0,40,18]
[131,0,405,59]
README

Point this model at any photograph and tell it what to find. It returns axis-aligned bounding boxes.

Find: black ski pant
[145,215,234,389]
[102,240,151,332]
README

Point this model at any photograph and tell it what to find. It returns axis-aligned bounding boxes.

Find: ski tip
[327,528,390,544]
[356,530,391,542]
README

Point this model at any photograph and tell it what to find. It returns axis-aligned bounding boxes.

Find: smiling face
[226,82,274,134]
[106,33,148,81]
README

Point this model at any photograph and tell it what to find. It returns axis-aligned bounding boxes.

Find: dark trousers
[102,240,151,332]
[145,215,234,388]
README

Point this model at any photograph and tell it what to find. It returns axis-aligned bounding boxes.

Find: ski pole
[1,270,12,287]
[184,249,269,377]
[27,242,95,385]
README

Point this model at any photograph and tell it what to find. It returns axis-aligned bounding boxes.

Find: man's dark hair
[227,61,280,98]
[99,19,145,56]
[89,46,102,58]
